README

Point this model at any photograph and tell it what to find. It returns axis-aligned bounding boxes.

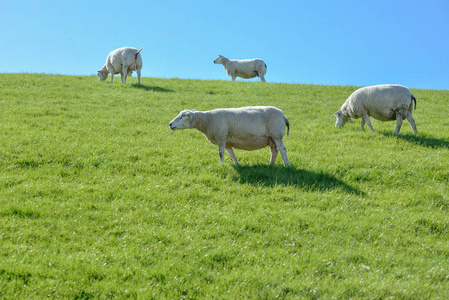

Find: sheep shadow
[381,132,449,149]
[131,83,174,93]
[232,164,363,195]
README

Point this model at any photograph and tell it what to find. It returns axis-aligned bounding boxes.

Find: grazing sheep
[333,84,418,135]
[169,106,290,165]
[98,47,143,84]
[213,55,267,82]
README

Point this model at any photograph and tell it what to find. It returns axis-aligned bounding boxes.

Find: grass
[1,73,448,299]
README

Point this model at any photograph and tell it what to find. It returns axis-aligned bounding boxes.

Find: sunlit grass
[1,73,448,298]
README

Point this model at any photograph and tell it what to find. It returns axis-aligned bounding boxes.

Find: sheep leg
[231,75,236,81]
[217,141,226,163]
[406,113,418,134]
[226,147,239,164]
[360,118,366,131]
[110,74,114,83]
[269,145,279,165]
[394,113,403,135]
[273,139,290,166]
[363,115,375,132]
[260,74,266,82]
[121,66,128,83]
[137,68,141,85]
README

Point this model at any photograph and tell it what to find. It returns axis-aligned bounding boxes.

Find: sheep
[333,84,418,135]
[169,106,290,165]
[213,55,267,82]
[98,47,143,84]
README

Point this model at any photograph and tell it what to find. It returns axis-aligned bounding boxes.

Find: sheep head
[333,110,350,127]
[213,55,225,64]
[97,69,108,81]
[169,110,196,130]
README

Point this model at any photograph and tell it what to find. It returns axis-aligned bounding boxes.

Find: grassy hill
[1,73,448,298]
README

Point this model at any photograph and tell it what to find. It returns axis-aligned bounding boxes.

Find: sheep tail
[285,117,290,136]
[411,95,417,110]
[135,48,143,60]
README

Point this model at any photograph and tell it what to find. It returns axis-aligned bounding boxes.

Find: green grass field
[1,73,448,299]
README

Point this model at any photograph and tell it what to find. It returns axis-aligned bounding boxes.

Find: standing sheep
[98,47,143,84]
[169,106,290,165]
[333,84,418,135]
[213,55,267,82]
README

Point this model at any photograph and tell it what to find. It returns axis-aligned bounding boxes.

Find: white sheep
[333,84,418,135]
[213,55,267,82]
[98,47,143,84]
[169,106,290,165]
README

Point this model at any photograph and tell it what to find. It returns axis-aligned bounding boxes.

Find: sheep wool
[169,106,290,165]
[333,84,418,135]
[214,55,267,82]
[98,47,143,84]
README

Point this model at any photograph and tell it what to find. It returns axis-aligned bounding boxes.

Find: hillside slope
[1,74,448,298]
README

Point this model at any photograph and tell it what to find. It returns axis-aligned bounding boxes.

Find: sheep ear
[188,111,194,117]
[333,110,341,117]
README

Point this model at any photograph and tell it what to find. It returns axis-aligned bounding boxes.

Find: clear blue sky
[1,0,448,90]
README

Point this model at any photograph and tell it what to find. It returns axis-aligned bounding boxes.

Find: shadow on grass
[232,164,363,195]
[381,132,449,149]
[131,83,174,92]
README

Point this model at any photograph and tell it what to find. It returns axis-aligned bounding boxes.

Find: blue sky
[1,0,448,90]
